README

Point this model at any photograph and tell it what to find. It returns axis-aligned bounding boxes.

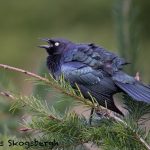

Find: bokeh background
[0,0,150,136]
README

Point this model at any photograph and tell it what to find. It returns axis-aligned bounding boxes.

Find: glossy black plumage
[40,38,150,115]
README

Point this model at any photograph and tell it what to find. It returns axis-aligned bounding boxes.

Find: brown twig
[0,91,15,100]
[0,64,50,83]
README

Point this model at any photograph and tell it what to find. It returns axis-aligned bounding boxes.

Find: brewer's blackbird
[40,38,150,115]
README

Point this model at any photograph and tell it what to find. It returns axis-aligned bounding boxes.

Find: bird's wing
[63,44,128,74]
[113,71,150,103]
[61,62,123,115]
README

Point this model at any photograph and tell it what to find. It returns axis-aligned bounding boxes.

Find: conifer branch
[0,63,150,149]
[0,64,50,83]
[110,115,150,150]
[0,64,95,108]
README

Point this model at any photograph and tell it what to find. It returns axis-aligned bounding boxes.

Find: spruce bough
[0,64,150,150]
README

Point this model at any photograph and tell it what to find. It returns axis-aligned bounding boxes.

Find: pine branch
[113,115,150,150]
[95,108,150,150]
[0,63,150,149]
[0,64,96,108]
[18,105,150,150]
[0,64,50,83]
[1,90,149,149]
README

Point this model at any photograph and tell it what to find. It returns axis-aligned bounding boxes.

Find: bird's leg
[89,108,94,125]
[95,106,110,120]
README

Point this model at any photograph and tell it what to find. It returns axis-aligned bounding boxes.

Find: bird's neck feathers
[47,54,62,78]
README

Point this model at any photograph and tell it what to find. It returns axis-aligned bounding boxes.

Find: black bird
[40,38,150,115]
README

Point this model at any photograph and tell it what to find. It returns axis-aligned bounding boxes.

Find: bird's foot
[89,107,111,126]
[95,107,110,119]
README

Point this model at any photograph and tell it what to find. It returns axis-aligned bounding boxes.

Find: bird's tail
[115,81,150,103]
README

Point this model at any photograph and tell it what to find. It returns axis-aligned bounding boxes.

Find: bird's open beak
[38,45,50,49]
[38,38,52,50]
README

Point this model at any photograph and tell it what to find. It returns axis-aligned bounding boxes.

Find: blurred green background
[0,0,150,85]
[0,0,150,136]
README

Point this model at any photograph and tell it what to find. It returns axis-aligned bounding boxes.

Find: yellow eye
[55,42,60,46]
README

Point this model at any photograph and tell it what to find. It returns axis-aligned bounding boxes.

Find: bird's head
[39,38,71,56]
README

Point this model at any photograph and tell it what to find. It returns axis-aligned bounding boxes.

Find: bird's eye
[54,42,60,47]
